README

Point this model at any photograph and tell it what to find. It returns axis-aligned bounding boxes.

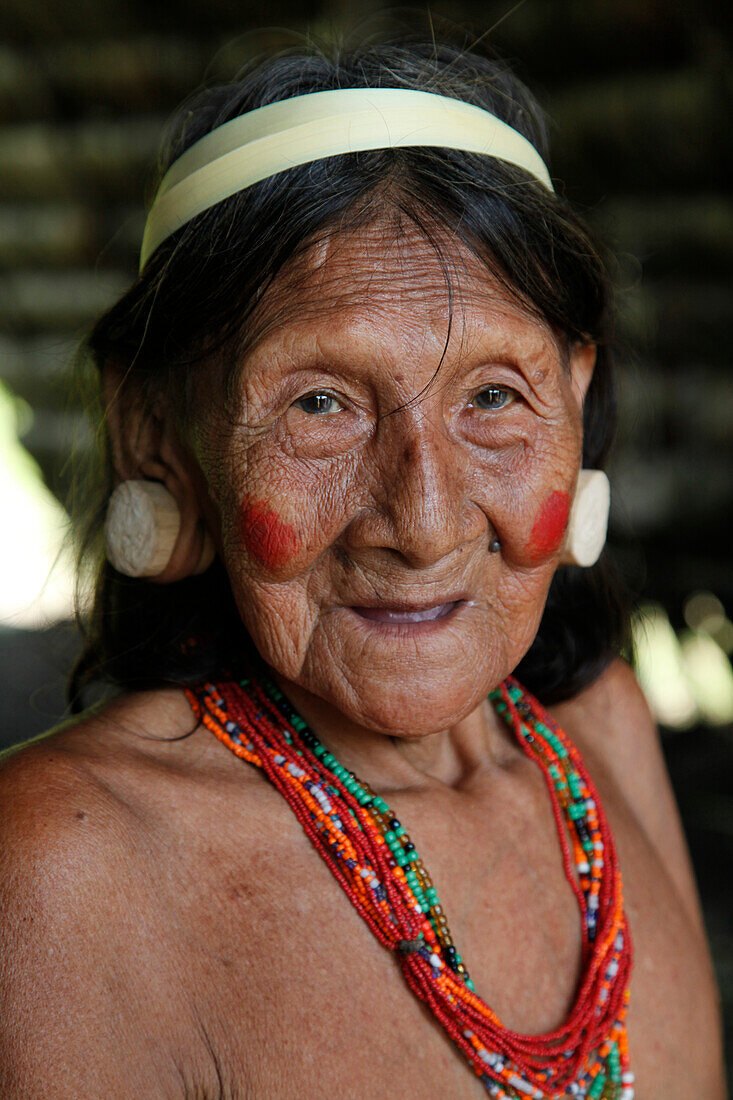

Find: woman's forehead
[241,216,551,360]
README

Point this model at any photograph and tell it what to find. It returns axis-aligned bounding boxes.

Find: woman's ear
[102,362,216,583]
[569,342,596,411]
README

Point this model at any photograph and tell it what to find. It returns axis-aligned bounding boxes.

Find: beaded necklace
[186,673,634,1099]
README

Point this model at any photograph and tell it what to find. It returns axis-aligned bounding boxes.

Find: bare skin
[0,220,725,1098]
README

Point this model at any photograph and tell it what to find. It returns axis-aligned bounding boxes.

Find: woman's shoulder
[0,691,189,915]
[551,656,657,781]
[0,688,236,924]
[0,685,277,914]
[550,657,685,843]
[551,657,706,936]
[1,686,200,819]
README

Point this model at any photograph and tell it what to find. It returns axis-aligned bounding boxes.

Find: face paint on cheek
[527,490,571,561]
[238,500,300,570]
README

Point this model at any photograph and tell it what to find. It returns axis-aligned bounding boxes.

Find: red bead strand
[186,674,633,1099]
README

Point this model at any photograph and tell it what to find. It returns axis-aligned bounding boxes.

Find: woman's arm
[0,742,182,1098]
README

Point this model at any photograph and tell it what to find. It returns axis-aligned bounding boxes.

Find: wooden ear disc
[105,480,214,578]
[559,469,610,568]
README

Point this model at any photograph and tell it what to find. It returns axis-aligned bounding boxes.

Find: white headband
[139,87,553,271]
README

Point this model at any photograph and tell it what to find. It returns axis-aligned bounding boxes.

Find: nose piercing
[489,537,501,554]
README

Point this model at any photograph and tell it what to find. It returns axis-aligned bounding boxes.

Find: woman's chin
[348,692,484,740]
[294,611,511,738]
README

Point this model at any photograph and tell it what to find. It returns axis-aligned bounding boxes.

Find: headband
[139,87,553,271]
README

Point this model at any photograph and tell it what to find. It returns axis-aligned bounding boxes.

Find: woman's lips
[350,600,462,624]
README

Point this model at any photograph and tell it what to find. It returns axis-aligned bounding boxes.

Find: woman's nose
[346,408,487,568]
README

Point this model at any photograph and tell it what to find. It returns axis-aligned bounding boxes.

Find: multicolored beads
[186,673,633,1099]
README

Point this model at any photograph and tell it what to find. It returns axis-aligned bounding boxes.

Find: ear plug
[559,470,610,567]
[105,480,214,578]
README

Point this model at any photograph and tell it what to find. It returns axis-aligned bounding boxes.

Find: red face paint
[239,500,299,570]
[527,490,570,560]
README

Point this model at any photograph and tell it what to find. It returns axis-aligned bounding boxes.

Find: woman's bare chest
[145,754,712,1099]
[170,826,576,1098]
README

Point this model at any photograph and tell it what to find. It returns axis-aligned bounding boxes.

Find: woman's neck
[269,669,521,793]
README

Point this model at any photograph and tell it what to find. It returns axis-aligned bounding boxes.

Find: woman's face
[192,218,593,737]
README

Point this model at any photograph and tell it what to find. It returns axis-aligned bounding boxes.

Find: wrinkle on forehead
[238,211,547,368]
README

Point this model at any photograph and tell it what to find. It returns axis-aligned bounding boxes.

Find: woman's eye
[472,386,516,411]
[294,392,341,415]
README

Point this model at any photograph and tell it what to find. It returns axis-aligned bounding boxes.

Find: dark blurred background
[0,0,731,1084]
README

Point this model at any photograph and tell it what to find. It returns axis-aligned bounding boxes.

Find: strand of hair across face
[186,673,634,1099]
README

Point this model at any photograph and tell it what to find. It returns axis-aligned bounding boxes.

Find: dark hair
[69,24,629,710]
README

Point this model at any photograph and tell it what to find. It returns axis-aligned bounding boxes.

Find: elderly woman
[0,32,724,1099]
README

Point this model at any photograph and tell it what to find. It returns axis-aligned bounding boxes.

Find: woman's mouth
[350,600,463,624]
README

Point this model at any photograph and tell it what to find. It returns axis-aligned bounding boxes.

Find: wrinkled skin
[0,216,724,1100]
[191,216,593,778]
